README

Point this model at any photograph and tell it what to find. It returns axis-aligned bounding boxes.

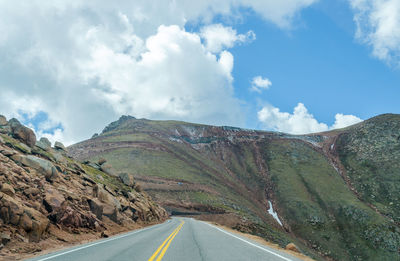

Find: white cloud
[331,113,363,129]
[0,1,317,144]
[350,0,400,66]
[257,103,362,134]
[80,24,241,124]
[251,76,272,92]
[200,24,255,53]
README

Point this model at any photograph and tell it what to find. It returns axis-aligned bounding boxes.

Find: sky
[0,0,399,145]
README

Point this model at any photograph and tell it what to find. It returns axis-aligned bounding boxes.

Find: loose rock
[0,115,7,126]
[1,233,11,245]
[285,243,300,253]
[9,118,36,148]
[119,173,135,187]
[54,141,65,151]
[35,137,51,151]
[43,187,65,212]
[1,183,15,196]
[12,154,58,182]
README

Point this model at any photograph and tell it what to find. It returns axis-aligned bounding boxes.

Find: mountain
[0,116,167,259]
[68,114,400,261]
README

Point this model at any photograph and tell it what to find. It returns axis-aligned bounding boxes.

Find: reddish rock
[9,118,36,148]
[19,212,32,232]
[43,188,65,213]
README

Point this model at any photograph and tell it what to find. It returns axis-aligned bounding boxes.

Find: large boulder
[0,192,49,242]
[0,192,23,225]
[8,118,36,148]
[87,198,104,219]
[54,141,66,151]
[1,233,10,246]
[119,173,135,187]
[103,204,118,223]
[0,115,7,126]
[43,187,65,213]
[19,212,33,232]
[12,154,58,182]
[25,207,49,242]
[35,137,51,151]
[285,243,300,253]
[1,183,15,196]
[93,184,121,210]
[0,125,11,134]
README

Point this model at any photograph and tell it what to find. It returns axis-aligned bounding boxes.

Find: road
[27,217,304,261]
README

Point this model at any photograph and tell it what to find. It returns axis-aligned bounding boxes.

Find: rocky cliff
[0,116,167,259]
[69,114,400,261]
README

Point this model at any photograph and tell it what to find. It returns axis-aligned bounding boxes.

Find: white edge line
[202,221,294,261]
[32,221,168,261]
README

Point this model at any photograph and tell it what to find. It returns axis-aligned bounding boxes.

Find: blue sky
[0,1,399,144]
[226,1,400,129]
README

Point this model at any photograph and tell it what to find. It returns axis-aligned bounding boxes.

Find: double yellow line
[148,220,185,261]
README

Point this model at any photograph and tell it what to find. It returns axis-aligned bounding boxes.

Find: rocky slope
[0,116,167,259]
[69,114,400,261]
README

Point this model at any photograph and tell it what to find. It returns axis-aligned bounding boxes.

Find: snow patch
[268,201,283,226]
[330,143,334,150]
[169,137,182,143]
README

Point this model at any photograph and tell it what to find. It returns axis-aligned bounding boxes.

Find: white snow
[268,201,283,226]
[169,137,182,143]
[330,143,335,150]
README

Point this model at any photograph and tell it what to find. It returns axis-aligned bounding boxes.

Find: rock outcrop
[8,118,36,148]
[0,118,167,258]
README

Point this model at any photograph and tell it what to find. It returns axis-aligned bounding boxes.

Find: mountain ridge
[68,113,400,260]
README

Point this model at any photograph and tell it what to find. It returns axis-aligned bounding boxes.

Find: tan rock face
[0,120,167,256]
[1,183,15,196]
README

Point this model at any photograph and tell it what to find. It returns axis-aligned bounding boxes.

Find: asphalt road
[27,217,303,261]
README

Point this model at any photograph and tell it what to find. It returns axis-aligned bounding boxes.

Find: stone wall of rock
[0,115,168,254]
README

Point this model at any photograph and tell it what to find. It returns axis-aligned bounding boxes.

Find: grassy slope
[69,115,400,260]
[263,139,399,260]
[336,114,400,224]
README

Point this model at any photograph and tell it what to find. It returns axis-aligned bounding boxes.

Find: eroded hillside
[0,116,167,259]
[69,114,400,261]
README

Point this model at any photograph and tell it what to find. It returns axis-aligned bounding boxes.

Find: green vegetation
[1,134,31,153]
[82,164,134,194]
[337,114,400,224]
[263,139,400,260]
[68,114,400,261]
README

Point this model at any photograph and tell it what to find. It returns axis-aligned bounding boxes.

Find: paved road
[27,217,303,261]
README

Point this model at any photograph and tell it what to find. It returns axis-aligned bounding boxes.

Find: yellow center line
[148,220,184,261]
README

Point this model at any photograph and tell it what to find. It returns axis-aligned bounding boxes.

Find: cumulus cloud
[0,1,317,144]
[200,24,255,53]
[350,0,400,66]
[331,113,363,129]
[250,76,272,92]
[257,103,362,134]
